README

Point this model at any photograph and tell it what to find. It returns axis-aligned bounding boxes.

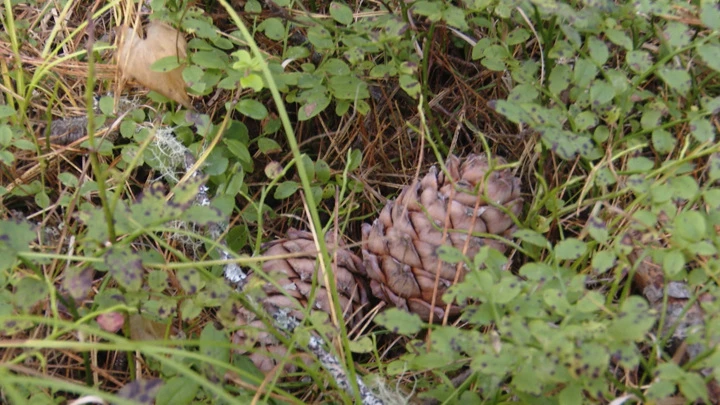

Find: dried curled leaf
[116,21,191,108]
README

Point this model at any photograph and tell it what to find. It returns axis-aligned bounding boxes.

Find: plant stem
[83,17,116,242]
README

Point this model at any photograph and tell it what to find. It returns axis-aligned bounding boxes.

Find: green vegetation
[1,0,720,403]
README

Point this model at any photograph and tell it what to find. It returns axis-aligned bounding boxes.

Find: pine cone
[362,153,523,321]
[232,229,369,373]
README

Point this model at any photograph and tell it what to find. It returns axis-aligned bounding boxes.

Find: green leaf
[652,128,676,153]
[507,84,538,103]
[705,189,720,210]
[413,1,443,20]
[587,216,608,243]
[63,266,93,300]
[554,238,587,260]
[437,245,467,264]
[148,270,169,292]
[0,220,35,270]
[319,58,351,76]
[701,1,720,30]
[300,154,315,180]
[349,336,374,353]
[240,73,264,92]
[471,38,494,60]
[543,288,571,315]
[689,117,715,143]
[641,108,663,130]
[709,153,720,182]
[604,28,632,50]
[236,99,268,120]
[427,326,465,357]
[506,28,530,46]
[627,50,652,74]
[490,276,522,304]
[608,296,655,341]
[307,26,334,49]
[548,40,575,61]
[442,5,469,30]
[594,167,616,186]
[590,80,615,104]
[142,297,176,320]
[151,56,183,72]
[33,191,49,209]
[105,245,143,292]
[199,323,230,381]
[374,308,425,335]
[315,159,331,183]
[172,174,207,207]
[656,67,692,94]
[347,148,363,172]
[15,277,48,311]
[224,139,252,167]
[664,22,692,48]
[573,58,598,88]
[257,137,281,154]
[679,370,710,402]
[518,262,553,281]
[330,2,354,25]
[299,94,331,120]
[0,125,11,148]
[576,291,604,313]
[0,105,15,119]
[274,181,299,199]
[668,176,699,201]
[182,205,225,226]
[559,383,582,405]
[176,268,203,295]
[399,74,421,98]
[98,96,114,115]
[0,150,13,165]
[192,50,228,69]
[704,95,720,114]
[674,210,707,242]
[203,154,229,176]
[328,75,369,100]
[574,111,597,131]
[587,37,609,65]
[182,17,218,39]
[156,376,199,405]
[549,64,571,94]
[662,249,685,277]
[538,127,596,160]
[513,229,550,248]
[258,17,286,41]
[627,156,654,172]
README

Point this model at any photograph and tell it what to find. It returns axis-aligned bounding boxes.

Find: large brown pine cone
[362,153,523,322]
[232,229,369,373]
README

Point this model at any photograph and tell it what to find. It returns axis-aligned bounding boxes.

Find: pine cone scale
[362,153,523,321]
[232,229,369,373]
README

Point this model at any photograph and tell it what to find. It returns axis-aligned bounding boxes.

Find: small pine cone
[232,229,369,373]
[362,153,523,322]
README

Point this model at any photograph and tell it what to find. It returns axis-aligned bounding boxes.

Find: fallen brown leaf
[116,21,192,109]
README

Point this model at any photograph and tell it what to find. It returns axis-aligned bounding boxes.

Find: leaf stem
[84,17,116,242]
